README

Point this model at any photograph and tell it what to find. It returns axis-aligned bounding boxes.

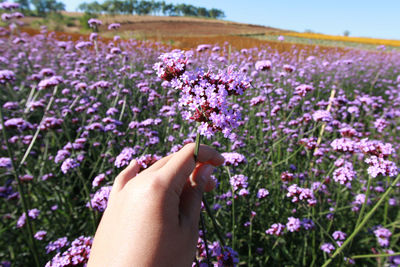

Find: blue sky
[63,0,400,40]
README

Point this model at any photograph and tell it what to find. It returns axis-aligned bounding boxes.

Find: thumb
[179,164,215,226]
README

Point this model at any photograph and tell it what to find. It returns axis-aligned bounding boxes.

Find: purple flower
[286,217,301,232]
[115,147,137,168]
[255,60,272,71]
[320,243,335,253]
[331,138,357,153]
[108,23,121,30]
[374,118,388,133]
[0,2,20,10]
[312,110,332,122]
[365,156,398,178]
[75,41,92,50]
[230,174,248,191]
[45,236,92,266]
[154,51,250,140]
[301,218,315,230]
[88,18,102,28]
[153,49,191,81]
[28,208,40,219]
[374,227,391,247]
[358,139,394,158]
[88,186,112,212]
[0,157,12,168]
[222,152,246,166]
[257,188,269,199]
[332,230,347,240]
[4,118,32,131]
[16,213,26,228]
[136,154,161,170]
[196,44,212,52]
[38,76,63,90]
[46,237,69,254]
[92,173,106,188]
[55,149,70,164]
[1,13,11,21]
[287,184,316,206]
[266,223,285,236]
[333,161,356,185]
[294,84,314,97]
[34,230,47,240]
[61,158,80,174]
[0,70,15,84]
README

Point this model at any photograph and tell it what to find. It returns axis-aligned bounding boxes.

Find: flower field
[1,17,400,267]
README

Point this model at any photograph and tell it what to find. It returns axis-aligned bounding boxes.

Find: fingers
[110,160,140,197]
[179,164,215,225]
[159,143,224,195]
[142,154,173,173]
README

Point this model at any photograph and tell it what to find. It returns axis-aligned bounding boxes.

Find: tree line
[77,0,225,19]
[1,0,66,16]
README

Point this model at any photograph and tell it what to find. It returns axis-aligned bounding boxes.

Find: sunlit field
[1,7,400,267]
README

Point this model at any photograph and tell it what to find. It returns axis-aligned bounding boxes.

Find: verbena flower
[255,60,272,71]
[332,230,347,240]
[88,18,102,28]
[320,243,335,254]
[0,157,12,168]
[374,227,391,247]
[115,147,137,168]
[154,50,251,140]
[88,186,112,212]
[61,158,80,174]
[0,70,15,84]
[266,223,285,236]
[257,188,269,199]
[38,76,63,90]
[365,156,398,178]
[34,230,47,240]
[333,161,356,185]
[286,217,301,232]
[222,152,246,166]
[108,23,121,30]
[45,236,92,266]
[46,237,69,254]
[230,174,248,191]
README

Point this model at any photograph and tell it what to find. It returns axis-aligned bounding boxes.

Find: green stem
[352,252,400,259]
[202,196,226,247]
[19,86,58,167]
[321,173,400,267]
[349,175,372,250]
[194,132,201,162]
[200,212,212,266]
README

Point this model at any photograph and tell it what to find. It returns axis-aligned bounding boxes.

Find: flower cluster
[45,236,92,267]
[230,174,248,191]
[286,184,316,206]
[266,223,286,236]
[374,227,392,247]
[222,152,246,166]
[154,50,251,140]
[332,161,357,185]
[88,186,112,212]
[0,69,15,84]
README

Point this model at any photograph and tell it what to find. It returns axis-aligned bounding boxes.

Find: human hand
[87,143,225,267]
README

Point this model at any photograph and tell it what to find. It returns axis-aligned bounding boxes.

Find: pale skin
[88,143,225,267]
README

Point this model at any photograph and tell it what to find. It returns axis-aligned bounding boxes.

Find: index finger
[158,143,224,192]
